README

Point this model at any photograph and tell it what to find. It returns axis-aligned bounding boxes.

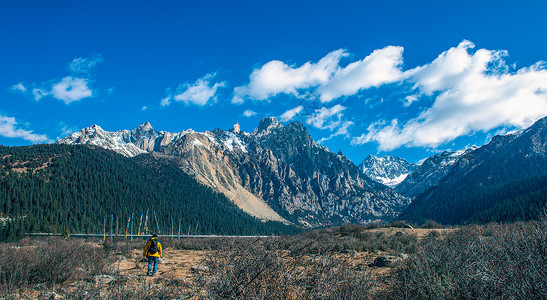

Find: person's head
[152,234,158,238]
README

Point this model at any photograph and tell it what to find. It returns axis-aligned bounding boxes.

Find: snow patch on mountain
[192,139,205,148]
[359,155,417,187]
[59,124,149,157]
[395,147,477,197]
[219,131,248,153]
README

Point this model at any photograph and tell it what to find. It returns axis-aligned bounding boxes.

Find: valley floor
[1,222,546,299]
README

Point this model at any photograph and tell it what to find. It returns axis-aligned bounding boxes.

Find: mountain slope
[398,116,547,224]
[59,118,410,227]
[395,148,475,198]
[240,118,409,226]
[0,144,295,239]
[359,155,417,187]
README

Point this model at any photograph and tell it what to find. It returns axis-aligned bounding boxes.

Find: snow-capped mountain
[395,148,476,198]
[58,117,410,227]
[359,155,418,187]
[59,121,192,157]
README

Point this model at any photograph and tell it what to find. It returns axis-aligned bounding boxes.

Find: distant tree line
[399,172,547,225]
[0,144,296,240]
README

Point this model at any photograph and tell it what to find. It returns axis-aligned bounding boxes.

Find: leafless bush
[421,219,444,229]
[0,237,113,295]
[385,221,547,299]
[292,225,419,255]
[60,276,192,300]
[386,220,409,228]
[194,237,376,299]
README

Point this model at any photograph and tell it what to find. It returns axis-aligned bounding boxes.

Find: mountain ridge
[398,116,547,224]
[58,118,410,227]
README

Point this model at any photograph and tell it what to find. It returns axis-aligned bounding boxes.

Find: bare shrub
[0,237,113,295]
[281,225,419,256]
[386,220,408,228]
[194,237,376,299]
[421,219,444,229]
[61,276,192,300]
[385,221,547,299]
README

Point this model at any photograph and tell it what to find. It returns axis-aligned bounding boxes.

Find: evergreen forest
[0,144,296,240]
[399,173,547,225]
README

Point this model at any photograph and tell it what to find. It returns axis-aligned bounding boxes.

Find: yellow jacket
[143,237,163,258]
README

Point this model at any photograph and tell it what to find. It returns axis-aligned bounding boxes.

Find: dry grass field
[1,221,546,299]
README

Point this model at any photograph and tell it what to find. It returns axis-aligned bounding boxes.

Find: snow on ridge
[203,131,220,146]
[60,122,256,157]
[380,173,409,187]
[221,131,248,153]
[192,139,205,148]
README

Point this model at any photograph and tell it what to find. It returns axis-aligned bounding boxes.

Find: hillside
[398,116,547,225]
[0,144,296,240]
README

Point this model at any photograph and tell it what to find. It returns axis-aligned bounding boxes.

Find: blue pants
[147,256,159,275]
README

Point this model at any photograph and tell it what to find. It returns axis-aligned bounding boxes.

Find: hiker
[143,234,163,276]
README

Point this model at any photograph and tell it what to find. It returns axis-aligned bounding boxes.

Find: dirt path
[114,249,207,281]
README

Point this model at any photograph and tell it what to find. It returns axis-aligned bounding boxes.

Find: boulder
[42,291,63,299]
[370,255,404,267]
[191,265,210,273]
[92,275,116,285]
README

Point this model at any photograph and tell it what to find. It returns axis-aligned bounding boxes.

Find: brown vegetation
[1,219,546,299]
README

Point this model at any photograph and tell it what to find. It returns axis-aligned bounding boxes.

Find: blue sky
[2,1,547,164]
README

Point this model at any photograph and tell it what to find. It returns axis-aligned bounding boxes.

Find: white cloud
[105,87,116,95]
[231,94,245,104]
[403,95,418,107]
[234,49,348,102]
[0,114,51,143]
[318,46,405,102]
[12,55,102,104]
[243,109,257,117]
[355,41,547,150]
[334,120,353,136]
[160,97,171,107]
[306,104,346,130]
[10,82,27,93]
[408,40,479,95]
[279,106,303,122]
[241,41,547,150]
[32,88,48,100]
[69,54,103,74]
[171,73,226,106]
[319,120,354,143]
[57,122,79,138]
[235,46,406,103]
[50,77,93,104]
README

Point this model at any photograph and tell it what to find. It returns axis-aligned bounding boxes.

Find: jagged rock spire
[135,121,154,132]
[253,117,283,136]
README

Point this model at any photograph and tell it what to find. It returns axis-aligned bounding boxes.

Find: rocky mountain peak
[87,124,103,133]
[253,117,283,136]
[135,121,154,132]
[359,155,417,188]
[395,148,474,197]
[285,121,309,136]
[231,122,241,134]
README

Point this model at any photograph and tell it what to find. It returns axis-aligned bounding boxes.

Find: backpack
[148,239,159,255]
